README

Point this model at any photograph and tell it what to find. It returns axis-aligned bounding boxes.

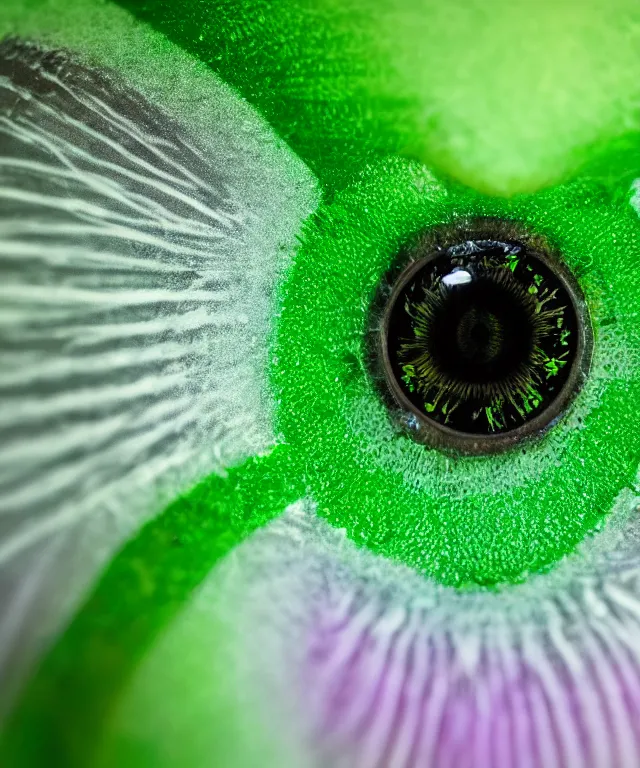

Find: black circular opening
[381,230,591,453]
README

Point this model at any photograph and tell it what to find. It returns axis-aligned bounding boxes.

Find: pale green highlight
[0,448,304,767]
[98,575,303,768]
[114,0,640,196]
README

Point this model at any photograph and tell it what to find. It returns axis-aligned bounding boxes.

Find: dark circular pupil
[460,309,499,359]
[432,277,532,380]
[383,238,584,440]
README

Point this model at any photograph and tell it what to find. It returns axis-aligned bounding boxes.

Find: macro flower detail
[1,2,640,768]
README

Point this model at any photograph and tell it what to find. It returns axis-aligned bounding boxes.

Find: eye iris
[383,237,589,449]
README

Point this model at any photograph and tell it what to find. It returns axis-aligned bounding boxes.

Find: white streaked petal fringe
[119,494,640,768]
[0,37,317,714]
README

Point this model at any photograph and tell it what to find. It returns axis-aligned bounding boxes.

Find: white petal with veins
[107,487,640,768]
[0,33,318,714]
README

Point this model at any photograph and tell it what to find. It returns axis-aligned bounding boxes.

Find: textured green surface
[272,159,640,587]
[0,448,303,768]
[114,0,640,195]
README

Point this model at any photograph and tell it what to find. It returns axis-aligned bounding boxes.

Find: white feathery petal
[0,36,318,714]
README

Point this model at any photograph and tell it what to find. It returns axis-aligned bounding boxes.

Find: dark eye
[2,3,640,768]
[378,223,591,453]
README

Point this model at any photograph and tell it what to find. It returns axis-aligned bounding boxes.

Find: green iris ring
[271,157,640,588]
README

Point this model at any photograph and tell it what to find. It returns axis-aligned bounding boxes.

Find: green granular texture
[0,447,304,768]
[271,158,640,587]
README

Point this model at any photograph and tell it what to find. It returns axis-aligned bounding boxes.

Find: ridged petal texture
[108,495,640,768]
[0,36,317,712]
